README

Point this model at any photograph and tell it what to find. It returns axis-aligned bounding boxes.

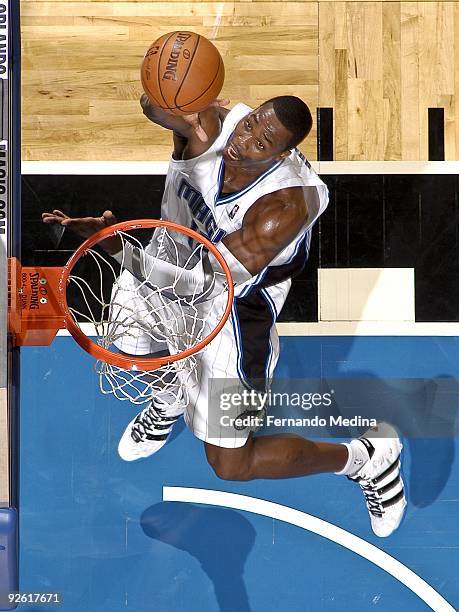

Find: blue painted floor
[19,336,459,611]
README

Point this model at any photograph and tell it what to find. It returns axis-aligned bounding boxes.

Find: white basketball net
[65,225,228,405]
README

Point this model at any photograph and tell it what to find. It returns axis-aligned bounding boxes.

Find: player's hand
[41,209,122,254]
[42,209,118,238]
[181,98,230,142]
[139,94,229,143]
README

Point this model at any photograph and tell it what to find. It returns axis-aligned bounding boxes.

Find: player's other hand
[140,93,229,142]
[182,99,230,142]
[41,209,118,239]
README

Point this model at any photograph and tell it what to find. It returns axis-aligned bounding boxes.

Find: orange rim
[59,219,234,371]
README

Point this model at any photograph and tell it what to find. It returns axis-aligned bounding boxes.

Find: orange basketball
[140,31,225,115]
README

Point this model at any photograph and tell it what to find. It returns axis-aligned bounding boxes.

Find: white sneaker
[118,400,183,461]
[349,422,407,537]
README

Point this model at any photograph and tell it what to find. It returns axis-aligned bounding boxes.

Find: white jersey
[116,104,329,448]
[159,103,329,296]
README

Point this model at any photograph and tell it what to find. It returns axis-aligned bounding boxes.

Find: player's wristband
[111,241,207,293]
[111,239,251,299]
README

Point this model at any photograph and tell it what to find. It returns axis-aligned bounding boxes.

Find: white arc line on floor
[163,486,454,612]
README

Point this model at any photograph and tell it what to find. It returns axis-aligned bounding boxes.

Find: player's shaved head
[264,96,313,150]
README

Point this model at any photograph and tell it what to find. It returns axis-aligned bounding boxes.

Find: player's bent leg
[109,275,187,461]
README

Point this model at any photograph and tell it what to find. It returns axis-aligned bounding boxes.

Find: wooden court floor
[20,1,459,161]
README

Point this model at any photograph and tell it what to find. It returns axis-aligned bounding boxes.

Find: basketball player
[43,95,406,537]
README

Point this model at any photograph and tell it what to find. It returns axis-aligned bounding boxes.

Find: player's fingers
[52,209,68,218]
[42,214,57,223]
[42,210,68,223]
[41,210,66,221]
[60,216,92,226]
[60,216,92,227]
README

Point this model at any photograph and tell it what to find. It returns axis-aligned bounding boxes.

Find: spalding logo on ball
[141,31,225,115]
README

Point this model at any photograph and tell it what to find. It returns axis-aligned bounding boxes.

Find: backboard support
[1,0,20,608]
[0,1,9,509]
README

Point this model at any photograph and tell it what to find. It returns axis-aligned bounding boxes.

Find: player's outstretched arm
[41,209,121,252]
[222,187,309,276]
[42,208,217,299]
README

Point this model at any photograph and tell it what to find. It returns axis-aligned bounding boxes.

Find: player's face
[223,103,293,166]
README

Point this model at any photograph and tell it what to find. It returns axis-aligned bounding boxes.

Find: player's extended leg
[205,435,348,479]
[205,422,406,537]
[185,292,406,536]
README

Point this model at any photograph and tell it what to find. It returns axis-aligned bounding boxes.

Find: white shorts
[111,269,292,447]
